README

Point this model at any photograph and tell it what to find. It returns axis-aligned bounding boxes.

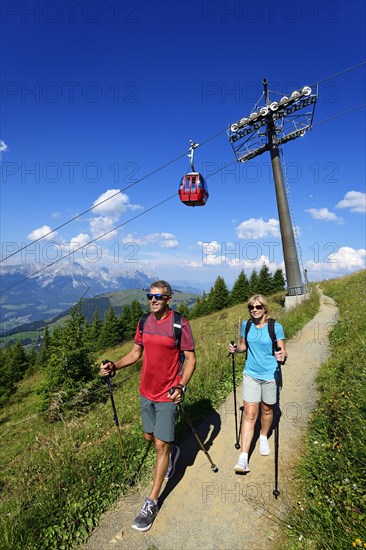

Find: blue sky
[1,0,365,290]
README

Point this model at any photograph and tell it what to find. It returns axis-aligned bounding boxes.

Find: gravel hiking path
[83,289,338,550]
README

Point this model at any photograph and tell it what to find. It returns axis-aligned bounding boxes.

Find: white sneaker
[259,436,270,456]
[234,453,250,473]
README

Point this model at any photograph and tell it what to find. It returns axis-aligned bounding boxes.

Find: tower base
[285,292,310,310]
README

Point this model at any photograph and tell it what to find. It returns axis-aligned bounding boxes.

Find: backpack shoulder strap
[172,310,183,348]
[244,318,253,344]
[139,313,150,334]
[267,317,277,355]
[244,318,253,359]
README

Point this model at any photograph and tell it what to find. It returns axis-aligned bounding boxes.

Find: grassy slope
[281,270,366,550]
[0,288,321,549]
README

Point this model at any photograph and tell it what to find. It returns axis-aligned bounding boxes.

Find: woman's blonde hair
[247,294,270,322]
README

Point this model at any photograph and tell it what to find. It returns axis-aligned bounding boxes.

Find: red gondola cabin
[178,172,209,207]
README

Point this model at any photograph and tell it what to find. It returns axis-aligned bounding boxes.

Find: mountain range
[0,262,205,334]
[0,262,157,332]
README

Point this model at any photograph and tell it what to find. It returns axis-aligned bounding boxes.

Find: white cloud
[306,246,365,274]
[28,225,57,241]
[236,218,280,239]
[305,207,343,223]
[0,139,8,154]
[92,189,141,217]
[122,232,179,248]
[336,191,366,213]
[70,233,90,249]
[90,216,117,241]
[193,241,281,271]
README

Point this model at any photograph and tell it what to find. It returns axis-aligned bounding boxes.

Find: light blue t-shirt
[241,320,285,381]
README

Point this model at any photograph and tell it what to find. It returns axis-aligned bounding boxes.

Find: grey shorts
[243,373,277,405]
[140,395,177,442]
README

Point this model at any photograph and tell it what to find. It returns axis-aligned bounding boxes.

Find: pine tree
[0,346,15,404]
[130,300,144,332]
[40,302,95,410]
[190,292,210,318]
[249,269,259,296]
[209,276,230,312]
[230,270,250,305]
[98,305,120,349]
[9,340,29,382]
[178,303,190,319]
[272,268,286,292]
[257,264,273,296]
[119,304,133,340]
[37,326,51,369]
[84,309,102,352]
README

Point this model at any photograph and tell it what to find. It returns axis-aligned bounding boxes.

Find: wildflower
[298,534,304,542]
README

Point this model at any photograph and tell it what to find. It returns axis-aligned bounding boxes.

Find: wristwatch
[176,383,187,394]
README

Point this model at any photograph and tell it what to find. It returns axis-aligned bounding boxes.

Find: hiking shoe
[259,436,270,456]
[131,497,159,532]
[234,453,250,473]
[165,444,180,480]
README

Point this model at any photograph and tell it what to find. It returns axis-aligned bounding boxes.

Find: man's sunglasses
[248,304,264,311]
[146,293,170,301]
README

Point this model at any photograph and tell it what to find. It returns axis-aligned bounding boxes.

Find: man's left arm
[169,350,196,402]
[180,350,196,386]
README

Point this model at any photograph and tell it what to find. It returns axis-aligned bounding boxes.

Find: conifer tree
[119,304,133,340]
[37,326,51,369]
[9,340,29,382]
[209,276,230,311]
[272,268,286,292]
[0,346,15,404]
[40,302,95,410]
[257,264,273,296]
[190,292,209,318]
[130,300,144,332]
[98,305,120,349]
[249,269,259,296]
[84,309,102,352]
[178,303,190,319]
[230,270,250,305]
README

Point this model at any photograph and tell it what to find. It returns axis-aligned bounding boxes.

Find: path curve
[83,289,338,550]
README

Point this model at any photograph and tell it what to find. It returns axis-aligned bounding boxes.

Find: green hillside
[1,271,365,549]
[0,288,199,348]
[0,286,317,549]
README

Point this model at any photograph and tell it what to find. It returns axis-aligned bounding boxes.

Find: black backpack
[244,317,277,356]
[139,310,183,348]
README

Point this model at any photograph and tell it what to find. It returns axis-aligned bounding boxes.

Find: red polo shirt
[134,310,195,401]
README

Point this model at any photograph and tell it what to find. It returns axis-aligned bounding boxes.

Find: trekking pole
[272,348,283,499]
[102,360,134,487]
[228,340,240,449]
[169,388,218,473]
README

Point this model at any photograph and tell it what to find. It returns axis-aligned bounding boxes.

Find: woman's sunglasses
[248,304,264,311]
[146,293,170,301]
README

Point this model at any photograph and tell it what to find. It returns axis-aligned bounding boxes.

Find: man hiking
[100,280,196,531]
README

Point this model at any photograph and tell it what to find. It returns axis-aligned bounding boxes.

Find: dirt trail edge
[83,289,338,550]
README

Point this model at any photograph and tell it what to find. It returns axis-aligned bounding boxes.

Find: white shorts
[243,373,277,405]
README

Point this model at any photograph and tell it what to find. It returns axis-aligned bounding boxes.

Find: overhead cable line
[1,126,228,264]
[311,104,366,127]
[315,61,366,85]
[3,62,365,265]
[1,101,365,296]
[0,195,176,295]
